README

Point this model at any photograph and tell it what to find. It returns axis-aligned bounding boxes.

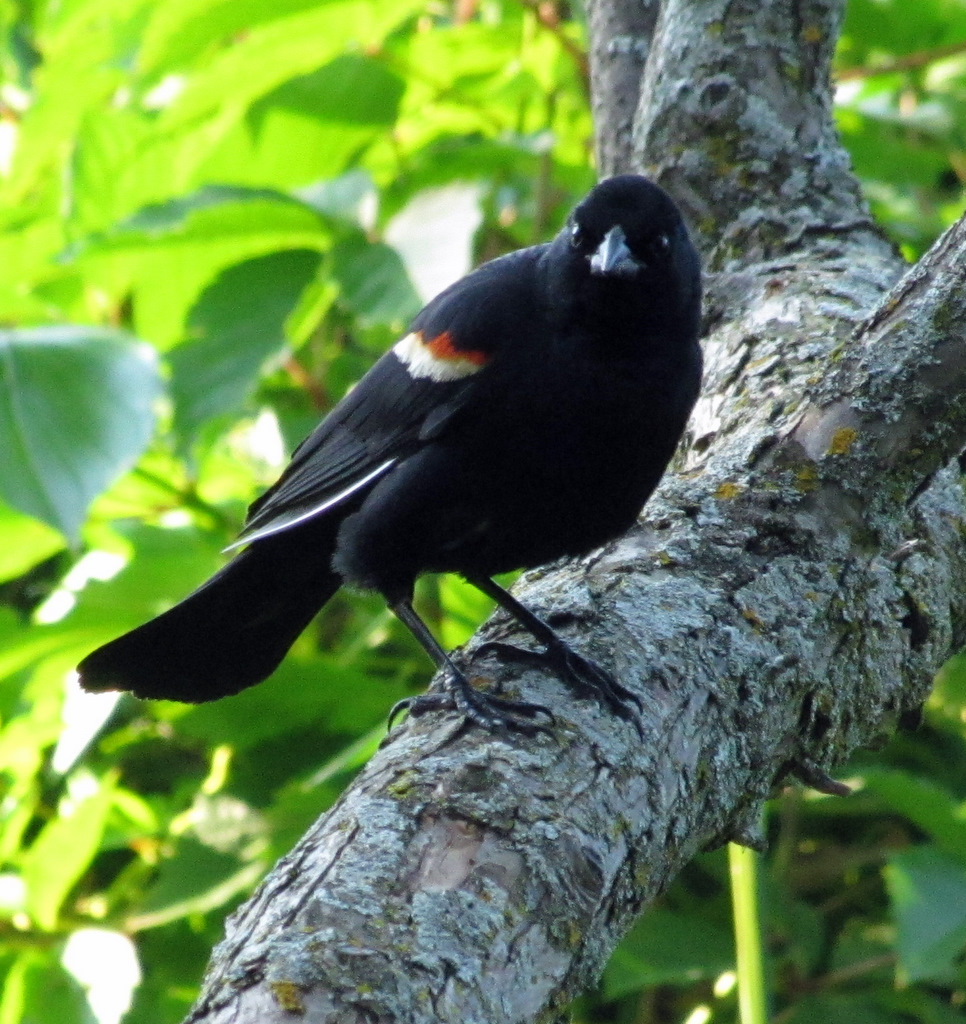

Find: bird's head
[565,174,698,285]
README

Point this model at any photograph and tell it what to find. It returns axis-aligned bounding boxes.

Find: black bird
[78,175,702,732]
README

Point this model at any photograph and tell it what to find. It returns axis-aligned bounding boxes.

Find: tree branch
[586,0,660,176]
[183,1,966,1021]
[636,0,890,269]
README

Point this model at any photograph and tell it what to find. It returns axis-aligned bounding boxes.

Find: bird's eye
[570,223,585,250]
[654,233,670,254]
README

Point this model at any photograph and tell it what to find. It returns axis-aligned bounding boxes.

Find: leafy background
[0,1,964,1022]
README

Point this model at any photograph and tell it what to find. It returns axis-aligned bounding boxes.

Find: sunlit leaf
[170,249,322,444]
[73,188,329,345]
[158,0,422,130]
[0,502,66,584]
[0,327,162,539]
[0,950,89,1024]
[137,0,323,77]
[21,779,114,931]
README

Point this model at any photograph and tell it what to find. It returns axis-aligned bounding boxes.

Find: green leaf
[840,0,966,66]
[252,54,404,127]
[74,188,329,345]
[2,0,147,207]
[783,994,902,1024]
[120,923,210,1024]
[0,502,65,584]
[0,327,162,539]
[173,648,405,751]
[929,651,966,739]
[877,987,966,1024]
[885,845,966,983]
[138,0,324,77]
[69,108,157,235]
[0,950,90,1024]
[197,88,399,189]
[296,169,378,225]
[158,0,422,130]
[603,909,734,998]
[859,767,966,861]
[128,838,262,930]
[21,779,114,931]
[437,573,498,649]
[170,249,321,444]
[0,610,68,747]
[330,234,421,327]
[189,55,406,189]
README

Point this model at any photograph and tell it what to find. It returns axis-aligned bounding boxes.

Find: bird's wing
[230,245,546,548]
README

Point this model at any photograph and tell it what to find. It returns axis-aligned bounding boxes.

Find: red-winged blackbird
[78,175,702,732]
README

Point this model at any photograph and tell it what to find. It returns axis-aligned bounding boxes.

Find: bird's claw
[475,639,645,738]
[388,671,555,737]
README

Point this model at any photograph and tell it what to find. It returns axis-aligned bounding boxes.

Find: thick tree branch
[636,0,889,269]
[586,0,660,176]
[184,1,966,1021]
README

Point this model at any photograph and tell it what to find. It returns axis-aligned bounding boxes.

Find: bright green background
[0,1,964,1022]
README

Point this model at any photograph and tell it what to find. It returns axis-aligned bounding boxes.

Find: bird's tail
[78,521,343,703]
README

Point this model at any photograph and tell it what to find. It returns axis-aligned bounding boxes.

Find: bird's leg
[386,597,553,735]
[467,575,644,736]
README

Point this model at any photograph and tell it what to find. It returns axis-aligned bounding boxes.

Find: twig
[837,40,966,81]
[517,0,590,90]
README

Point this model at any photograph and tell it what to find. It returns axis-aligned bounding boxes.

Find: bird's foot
[476,639,644,738]
[388,669,554,737]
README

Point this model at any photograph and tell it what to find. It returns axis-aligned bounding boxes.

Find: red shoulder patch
[393,331,492,381]
[424,331,490,366]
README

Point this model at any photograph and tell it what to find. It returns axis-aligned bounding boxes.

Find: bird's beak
[590,225,638,276]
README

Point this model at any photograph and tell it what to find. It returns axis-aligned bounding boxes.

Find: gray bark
[586,0,659,177]
[184,0,966,1021]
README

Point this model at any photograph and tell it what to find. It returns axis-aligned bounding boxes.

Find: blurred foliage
[0,0,963,1022]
